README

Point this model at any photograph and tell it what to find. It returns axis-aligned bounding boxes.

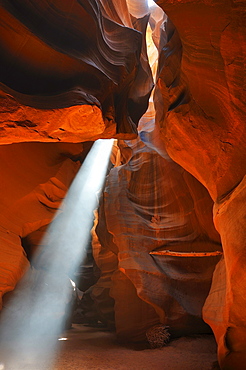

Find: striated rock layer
[94,93,222,342]
[0,0,245,367]
[96,141,222,341]
[0,142,82,308]
[156,0,246,367]
[0,0,154,142]
[156,0,245,201]
[0,0,153,306]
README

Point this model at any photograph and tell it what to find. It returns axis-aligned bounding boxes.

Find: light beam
[0,139,114,370]
[148,0,156,8]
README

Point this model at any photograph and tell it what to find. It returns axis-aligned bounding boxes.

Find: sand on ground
[53,324,218,370]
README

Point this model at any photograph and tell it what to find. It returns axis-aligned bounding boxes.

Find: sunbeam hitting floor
[0,324,219,370]
[52,325,218,370]
[0,139,114,370]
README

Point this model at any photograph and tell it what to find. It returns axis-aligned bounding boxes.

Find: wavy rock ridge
[0,1,245,368]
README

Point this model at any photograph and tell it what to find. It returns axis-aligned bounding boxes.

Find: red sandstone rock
[0,0,150,308]
[0,0,153,141]
[94,96,221,342]
[0,142,82,308]
[0,1,245,368]
[156,0,246,367]
[156,0,246,201]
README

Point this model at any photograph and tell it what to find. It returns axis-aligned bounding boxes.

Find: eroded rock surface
[0,0,154,142]
[0,142,82,308]
[93,94,222,342]
[156,0,246,367]
[0,0,152,307]
[156,0,245,201]
[0,1,245,368]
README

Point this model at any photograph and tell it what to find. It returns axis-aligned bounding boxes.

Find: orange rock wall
[156,0,246,367]
[0,0,245,368]
[0,0,154,141]
[95,135,221,341]
[156,0,245,201]
[0,142,82,308]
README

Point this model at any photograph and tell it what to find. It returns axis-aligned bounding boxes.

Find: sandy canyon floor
[53,324,218,370]
[0,323,218,369]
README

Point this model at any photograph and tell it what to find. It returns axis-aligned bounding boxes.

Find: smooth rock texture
[203,175,246,368]
[0,0,153,141]
[0,0,152,308]
[0,142,81,308]
[156,0,245,201]
[156,0,246,367]
[0,0,245,368]
[94,98,222,343]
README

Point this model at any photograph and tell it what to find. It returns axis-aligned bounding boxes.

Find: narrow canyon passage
[0,0,245,369]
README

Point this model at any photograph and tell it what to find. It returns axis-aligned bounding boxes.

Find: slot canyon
[0,0,245,369]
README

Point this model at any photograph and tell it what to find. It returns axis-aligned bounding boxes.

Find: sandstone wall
[156,0,246,367]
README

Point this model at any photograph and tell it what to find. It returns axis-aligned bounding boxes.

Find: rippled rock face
[156,0,246,367]
[95,136,222,342]
[0,0,153,307]
[93,94,221,342]
[156,0,245,201]
[0,0,245,367]
[0,142,83,308]
[0,0,153,143]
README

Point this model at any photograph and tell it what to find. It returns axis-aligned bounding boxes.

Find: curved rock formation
[0,0,153,308]
[156,0,245,200]
[0,0,153,142]
[94,104,221,343]
[0,142,82,308]
[155,0,246,367]
[0,0,245,368]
